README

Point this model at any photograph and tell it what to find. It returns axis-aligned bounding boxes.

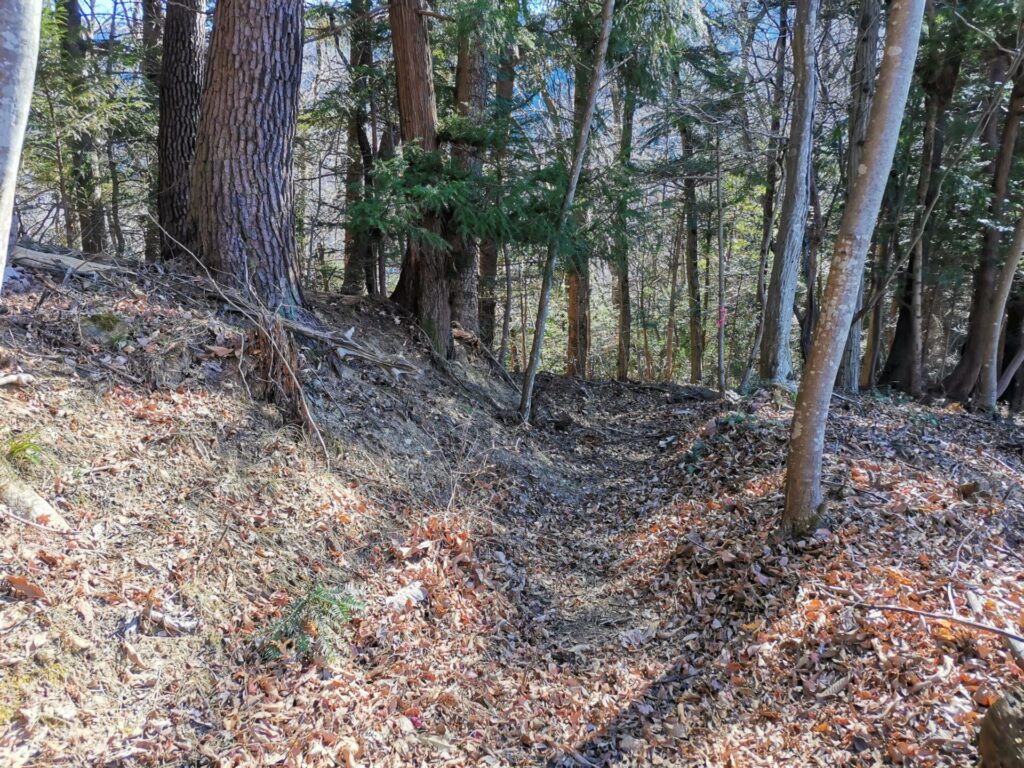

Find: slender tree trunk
[977,212,1024,409]
[60,0,107,254]
[479,52,516,348]
[836,0,880,393]
[519,0,614,420]
[140,0,162,261]
[342,0,374,294]
[740,3,788,392]
[716,130,727,395]
[663,210,684,381]
[783,0,924,533]
[683,133,703,383]
[565,12,600,379]
[189,0,305,314]
[157,0,203,259]
[614,84,636,381]
[760,0,819,384]
[0,0,43,291]
[448,28,488,333]
[943,56,1024,400]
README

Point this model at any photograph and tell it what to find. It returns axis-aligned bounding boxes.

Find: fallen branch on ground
[834,593,1024,646]
[0,373,34,387]
[0,458,72,532]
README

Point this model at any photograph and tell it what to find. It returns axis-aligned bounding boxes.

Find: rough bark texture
[759,0,818,384]
[140,0,162,261]
[449,29,488,333]
[189,0,305,314]
[156,0,203,260]
[60,0,107,255]
[0,0,43,291]
[564,11,598,379]
[341,0,375,295]
[479,54,516,348]
[836,0,880,393]
[979,684,1024,768]
[387,0,452,355]
[783,0,924,534]
[943,56,1024,400]
[566,263,591,377]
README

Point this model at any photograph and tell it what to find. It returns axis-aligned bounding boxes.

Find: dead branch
[0,458,72,533]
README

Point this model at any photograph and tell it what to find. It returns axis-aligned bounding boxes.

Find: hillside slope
[1,264,1022,767]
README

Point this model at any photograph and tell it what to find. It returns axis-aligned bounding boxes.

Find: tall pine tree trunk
[388,0,452,356]
[449,28,488,333]
[140,0,162,261]
[759,0,818,384]
[784,0,924,533]
[156,0,203,259]
[684,141,703,384]
[0,0,43,290]
[663,210,684,381]
[614,84,636,381]
[479,53,516,348]
[61,0,107,255]
[341,0,375,295]
[189,0,305,313]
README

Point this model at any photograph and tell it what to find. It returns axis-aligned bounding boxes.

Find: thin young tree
[519,0,616,421]
[783,0,926,534]
[156,0,203,260]
[0,0,43,289]
[976,211,1024,411]
[759,0,819,384]
[189,0,306,313]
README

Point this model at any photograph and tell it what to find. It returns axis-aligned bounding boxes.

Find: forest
[1,0,1024,765]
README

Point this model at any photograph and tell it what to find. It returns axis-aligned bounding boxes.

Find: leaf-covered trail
[1,273,1023,766]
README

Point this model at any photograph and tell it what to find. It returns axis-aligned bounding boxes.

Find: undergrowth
[258,580,359,665]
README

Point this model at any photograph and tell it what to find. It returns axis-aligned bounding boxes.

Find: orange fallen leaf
[6,575,49,603]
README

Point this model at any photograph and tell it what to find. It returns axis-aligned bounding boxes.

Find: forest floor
[0,261,1023,767]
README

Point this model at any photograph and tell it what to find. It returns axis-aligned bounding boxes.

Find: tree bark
[614,84,637,381]
[759,0,818,384]
[740,1,787,392]
[783,0,924,534]
[141,0,162,262]
[943,55,1024,400]
[189,0,305,314]
[836,0,880,393]
[341,0,375,295]
[479,53,516,348]
[387,0,452,355]
[60,0,107,255]
[449,27,488,333]
[683,132,703,384]
[157,0,203,260]
[519,0,614,420]
[0,0,43,291]
[663,210,684,381]
[977,212,1024,410]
